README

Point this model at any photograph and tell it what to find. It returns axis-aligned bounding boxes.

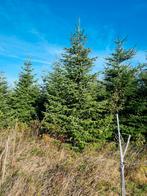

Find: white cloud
[133,50,146,64]
[0,34,63,66]
[0,32,64,85]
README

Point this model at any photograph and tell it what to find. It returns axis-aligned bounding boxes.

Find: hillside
[0,125,146,196]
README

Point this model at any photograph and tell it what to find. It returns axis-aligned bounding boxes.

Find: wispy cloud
[133,50,146,64]
[0,33,63,65]
[87,25,115,51]
[0,0,146,85]
[0,32,63,85]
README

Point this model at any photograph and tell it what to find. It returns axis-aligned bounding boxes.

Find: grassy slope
[0,126,146,196]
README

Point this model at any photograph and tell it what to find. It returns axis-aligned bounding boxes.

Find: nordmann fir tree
[42,62,68,135]
[12,60,39,123]
[0,73,11,128]
[104,38,136,114]
[104,38,145,139]
[121,64,147,142]
[43,23,112,149]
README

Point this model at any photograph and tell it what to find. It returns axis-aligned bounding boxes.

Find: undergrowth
[0,125,146,196]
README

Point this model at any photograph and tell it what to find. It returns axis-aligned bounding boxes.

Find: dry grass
[0,124,146,196]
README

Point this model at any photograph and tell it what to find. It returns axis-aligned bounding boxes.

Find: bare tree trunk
[116,113,126,196]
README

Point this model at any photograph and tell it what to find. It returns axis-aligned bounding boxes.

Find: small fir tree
[121,65,147,141]
[0,73,11,128]
[12,60,39,123]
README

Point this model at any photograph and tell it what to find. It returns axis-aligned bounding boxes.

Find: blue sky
[0,0,147,85]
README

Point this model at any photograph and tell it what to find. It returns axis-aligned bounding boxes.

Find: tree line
[0,23,146,149]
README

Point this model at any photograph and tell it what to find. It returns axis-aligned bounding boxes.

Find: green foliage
[0,73,11,128]
[120,65,147,140]
[43,23,112,149]
[126,181,147,196]
[104,39,147,140]
[104,38,136,113]
[0,25,146,148]
[11,60,40,123]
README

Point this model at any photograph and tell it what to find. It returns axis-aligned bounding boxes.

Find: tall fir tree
[104,38,136,113]
[11,60,40,123]
[43,23,112,149]
[104,38,146,140]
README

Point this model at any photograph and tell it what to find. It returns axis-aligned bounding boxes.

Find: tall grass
[0,123,146,195]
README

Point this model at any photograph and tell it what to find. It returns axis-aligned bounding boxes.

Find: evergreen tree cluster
[0,24,146,148]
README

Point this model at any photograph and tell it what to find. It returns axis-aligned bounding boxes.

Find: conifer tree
[104,38,136,113]
[0,73,11,128]
[12,60,39,123]
[104,38,146,139]
[43,23,112,149]
[121,65,147,141]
